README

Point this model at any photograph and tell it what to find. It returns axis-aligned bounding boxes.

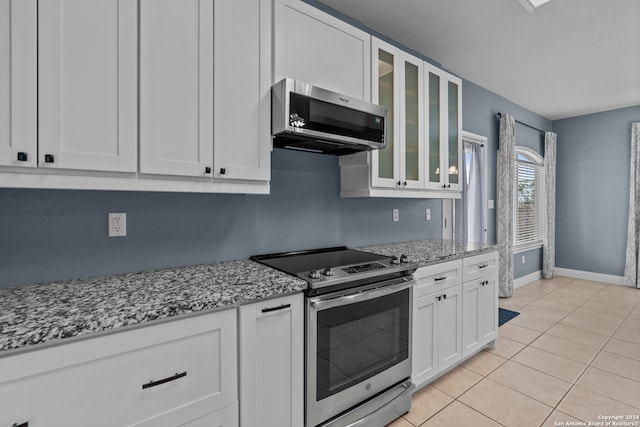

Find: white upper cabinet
[140,0,271,182]
[0,0,269,193]
[424,63,462,192]
[213,0,271,182]
[340,40,461,199]
[139,0,214,178]
[274,0,371,101]
[370,38,425,190]
[0,0,36,168]
[38,0,137,172]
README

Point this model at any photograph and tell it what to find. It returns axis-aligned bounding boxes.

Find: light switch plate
[488,199,495,209]
[392,209,399,222]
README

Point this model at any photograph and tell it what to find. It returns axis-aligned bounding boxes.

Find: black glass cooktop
[250,246,388,276]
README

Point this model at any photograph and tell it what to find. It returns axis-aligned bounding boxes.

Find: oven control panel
[300,256,417,290]
[342,262,387,274]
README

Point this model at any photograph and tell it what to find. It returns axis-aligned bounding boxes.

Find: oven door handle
[310,277,414,311]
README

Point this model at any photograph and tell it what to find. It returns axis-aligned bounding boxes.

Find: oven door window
[316,288,410,401]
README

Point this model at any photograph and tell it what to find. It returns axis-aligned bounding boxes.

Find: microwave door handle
[310,278,414,311]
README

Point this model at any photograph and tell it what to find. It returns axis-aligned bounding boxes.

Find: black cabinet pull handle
[205,166,212,174]
[436,296,441,301]
[17,152,28,162]
[443,294,447,299]
[434,276,447,281]
[261,303,291,314]
[403,181,407,186]
[13,422,29,427]
[142,371,187,389]
[396,181,401,186]
[220,168,226,175]
[479,264,489,269]
[44,154,54,163]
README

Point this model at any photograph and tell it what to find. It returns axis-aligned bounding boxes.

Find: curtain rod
[495,112,546,134]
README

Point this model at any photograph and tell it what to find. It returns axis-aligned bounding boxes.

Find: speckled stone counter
[360,239,497,267]
[0,260,307,353]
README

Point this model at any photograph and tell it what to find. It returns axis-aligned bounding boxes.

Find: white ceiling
[317,0,640,120]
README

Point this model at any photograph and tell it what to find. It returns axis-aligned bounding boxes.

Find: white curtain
[543,132,557,279]
[497,114,515,297]
[468,143,486,243]
[455,148,469,242]
[455,142,485,243]
[624,122,640,288]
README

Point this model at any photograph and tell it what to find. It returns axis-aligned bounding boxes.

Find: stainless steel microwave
[271,78,387,155]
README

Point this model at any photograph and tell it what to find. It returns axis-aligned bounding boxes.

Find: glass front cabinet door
[370,37,424,190]
[424,62,462,192]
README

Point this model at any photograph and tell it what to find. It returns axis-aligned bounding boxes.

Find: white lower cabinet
[0,308,238,427]
[239,293,304,427]
[462,254,499,358]
[412,251,498,390]
[412,280,462,389]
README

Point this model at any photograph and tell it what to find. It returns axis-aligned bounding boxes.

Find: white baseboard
[514,270,542,289]
[554,267,626,286]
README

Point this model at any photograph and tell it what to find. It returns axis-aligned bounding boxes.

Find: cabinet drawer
[0,309,237,427]
[413,260,462,298]
[462,252,499,283]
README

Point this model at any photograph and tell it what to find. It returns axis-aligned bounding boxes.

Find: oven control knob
[308,269,321,279]
[391,256,400,265]
[400,254,409,264]
[322,267,334,276]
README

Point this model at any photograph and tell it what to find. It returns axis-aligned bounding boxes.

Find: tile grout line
[537,285,640,425]
[503,280,631,426]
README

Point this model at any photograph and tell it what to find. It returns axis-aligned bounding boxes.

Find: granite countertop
[0,239,497,355]
[359,239,497,266]
[0,260,307,354]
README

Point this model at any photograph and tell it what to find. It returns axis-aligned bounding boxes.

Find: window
[514,147,545,250]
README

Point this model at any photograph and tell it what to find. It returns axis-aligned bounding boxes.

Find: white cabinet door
[479,273,498,345]
[0,0,36,168]
[436,284,462,373]
[239,294,304,427]
[213,0,270,182]
[274,0,370,101]
[38,0,137,172]
[412,292,438,388]
[462,279,483,358]
[139,0,214,178]
[0,309,238,427]
[370,38,425,190]
[424,63,462,192]
[462,274,498,358]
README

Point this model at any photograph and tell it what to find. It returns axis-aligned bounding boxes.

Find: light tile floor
[387,277,640,427]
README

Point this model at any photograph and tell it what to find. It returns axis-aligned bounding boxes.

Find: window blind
[514,158,544,247]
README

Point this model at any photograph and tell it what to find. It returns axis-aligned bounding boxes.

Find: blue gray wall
[0,150,442,287]
[554,105,640,276]
[462,81,551,279]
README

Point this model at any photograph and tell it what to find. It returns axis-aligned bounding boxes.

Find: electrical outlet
[426,208,431,221]
[109,212,127,237]
[392,209,399,222]
[522,255,525,264]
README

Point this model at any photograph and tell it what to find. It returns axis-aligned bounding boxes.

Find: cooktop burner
[250,246,417,292]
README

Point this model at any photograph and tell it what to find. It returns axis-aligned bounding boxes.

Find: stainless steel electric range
[251,246,418,427]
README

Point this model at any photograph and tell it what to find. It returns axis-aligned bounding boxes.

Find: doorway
[453,131,488,243]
